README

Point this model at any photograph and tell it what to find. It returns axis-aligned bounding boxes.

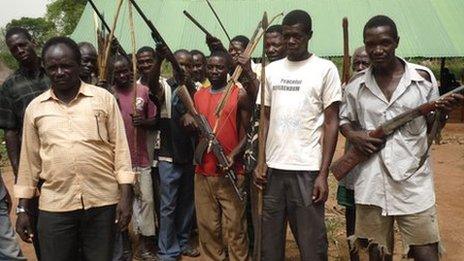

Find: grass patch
[326,175,349,260]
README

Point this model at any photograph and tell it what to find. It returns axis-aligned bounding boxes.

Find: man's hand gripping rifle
[194,115,246,201]
[331,85,464,180]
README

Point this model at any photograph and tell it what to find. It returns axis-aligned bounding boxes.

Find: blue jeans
[157,161,195,261]
[0,197,26,260]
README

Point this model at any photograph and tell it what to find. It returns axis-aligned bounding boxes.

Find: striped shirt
[0,66,49,131]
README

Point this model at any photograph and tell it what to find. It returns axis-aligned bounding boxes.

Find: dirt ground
[3,123,463,261]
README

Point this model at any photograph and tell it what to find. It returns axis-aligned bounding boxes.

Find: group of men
[0,8,462,261]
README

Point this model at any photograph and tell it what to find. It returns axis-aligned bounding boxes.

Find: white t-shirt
[261,55,342,171]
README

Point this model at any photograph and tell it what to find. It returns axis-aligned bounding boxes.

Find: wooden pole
[128,0,138,114]
[341,17,350,84]
[253,12,268,261]
[213,12,283,118]
[128,0,139,179]
[209,12,282,143]
[440,57,446,90]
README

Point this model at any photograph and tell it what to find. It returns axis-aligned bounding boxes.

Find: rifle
[194,114,246,201]
[87,0,127,57]
[331,85,464,180]
[130,0,245,200]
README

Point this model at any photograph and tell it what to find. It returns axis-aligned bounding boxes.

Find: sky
[0,0,49,27]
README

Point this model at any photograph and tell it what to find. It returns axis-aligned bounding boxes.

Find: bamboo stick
[99,0,124,82]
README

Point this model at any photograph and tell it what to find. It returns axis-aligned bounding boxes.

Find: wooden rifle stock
[331,128,385,181]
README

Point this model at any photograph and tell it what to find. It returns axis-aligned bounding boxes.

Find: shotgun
[331,85,464,180]
[194,114,246,201]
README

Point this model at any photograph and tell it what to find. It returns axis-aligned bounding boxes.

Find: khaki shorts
[352,204,442,257]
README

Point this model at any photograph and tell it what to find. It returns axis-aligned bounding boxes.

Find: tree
[0,0,88,69]
[0,28,18,70]
[45,0,87,36]
[6,17,55,46]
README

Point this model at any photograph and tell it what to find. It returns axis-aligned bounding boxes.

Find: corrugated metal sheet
[70,0,464,57]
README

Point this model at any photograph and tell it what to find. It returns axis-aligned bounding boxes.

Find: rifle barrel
[88,0,111,32]
[129,0,185,77]
[129,0,165,46]
[205,0,231,42]
[128,0,148,24]
[183,10,212,36]
[88,0,127,57]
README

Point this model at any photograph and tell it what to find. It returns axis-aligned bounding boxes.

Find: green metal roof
[71,0,464,58]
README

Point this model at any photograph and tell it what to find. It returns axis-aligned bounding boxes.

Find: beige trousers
[195,174,250,261]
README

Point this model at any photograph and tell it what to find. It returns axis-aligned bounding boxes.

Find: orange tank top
[194,85,244,176]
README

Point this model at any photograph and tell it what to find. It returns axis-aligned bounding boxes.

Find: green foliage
[6,17,56,46]
[45,0,87,36]
[0,0,88,69]
[0,52,17,70]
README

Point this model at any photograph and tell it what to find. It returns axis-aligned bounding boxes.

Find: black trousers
[37,204,117,261]
[261,169,328,261]
[29,196,41,260]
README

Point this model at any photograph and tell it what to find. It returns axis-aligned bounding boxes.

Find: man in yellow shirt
[14,36,134,261]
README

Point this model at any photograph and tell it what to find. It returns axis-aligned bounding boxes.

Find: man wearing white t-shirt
[254,10,341,261]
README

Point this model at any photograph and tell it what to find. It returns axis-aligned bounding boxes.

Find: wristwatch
[16,206,28,215]
[441,113,450,121]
